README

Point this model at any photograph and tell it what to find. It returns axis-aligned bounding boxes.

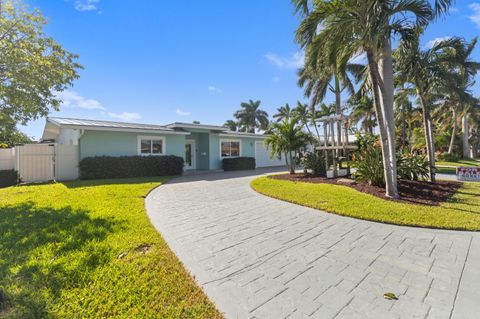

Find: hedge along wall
[79,155,184,179]
[222,157,256,171]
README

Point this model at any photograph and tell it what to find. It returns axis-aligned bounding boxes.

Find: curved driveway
[146,168,480,319]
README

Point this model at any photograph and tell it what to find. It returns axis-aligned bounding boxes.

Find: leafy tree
[0,113,31,146]
[234,100,269,133]
[292,101,314,141]
[223,120,238,131]
[0,0,82,125]
[273,103,293,122]
[265,117,312,174]
[294,0,453,197]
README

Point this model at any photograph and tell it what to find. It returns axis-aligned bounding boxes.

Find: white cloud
[273,76,280,82]
[208,85,222,93]
[426,36,452,48]
[74,0,100,12]
[57,90,105,110]
[469,3,480,28]
[265,51,304,69]
[176,108,191,116]
[106,112,141,122]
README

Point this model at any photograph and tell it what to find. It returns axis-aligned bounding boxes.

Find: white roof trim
[218,133,267,139]
[55,124,191,135]
[166,122,228,131]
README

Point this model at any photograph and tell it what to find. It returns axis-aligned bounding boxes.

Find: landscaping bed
[271,173,462,206]
[0,178,222,319]
[251,175,480,231]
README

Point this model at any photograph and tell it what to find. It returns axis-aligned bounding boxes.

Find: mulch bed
[270,173,463,206]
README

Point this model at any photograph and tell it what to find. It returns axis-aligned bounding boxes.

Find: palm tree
[265,117,313,174]
[234,100,269,133]
[292,101,314,140]
[350,95,377,135]
[223,120,238,132]
[273,103,293,122]
[294,0,453,197]
[396,32,480,180]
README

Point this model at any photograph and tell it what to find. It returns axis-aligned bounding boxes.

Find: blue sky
[22,0,480,139]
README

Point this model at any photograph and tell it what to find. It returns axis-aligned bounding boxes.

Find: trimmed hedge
[0,170,18,188]
[222,157,256,171]
[79,155,184,179]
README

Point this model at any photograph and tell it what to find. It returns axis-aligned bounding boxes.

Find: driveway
[146,168,480,319]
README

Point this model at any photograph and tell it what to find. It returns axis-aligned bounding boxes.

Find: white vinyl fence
[0,144,79,183]
[0,148,15,170]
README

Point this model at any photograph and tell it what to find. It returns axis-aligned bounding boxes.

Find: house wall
[79,130,186,159]
[208,134,260,170]
[187,132,210,170]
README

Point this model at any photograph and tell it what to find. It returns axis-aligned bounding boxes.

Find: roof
[218,131,267,138]
[166,122,228,131]
[47,117,188,135]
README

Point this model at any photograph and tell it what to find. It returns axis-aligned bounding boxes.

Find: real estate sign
[456,167,480,182]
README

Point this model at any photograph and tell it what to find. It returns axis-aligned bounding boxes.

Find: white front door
[185,140,196,170]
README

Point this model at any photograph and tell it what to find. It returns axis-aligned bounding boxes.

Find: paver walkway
[146,168,480,319]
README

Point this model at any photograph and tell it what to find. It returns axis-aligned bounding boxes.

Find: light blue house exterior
[42,117,284,171]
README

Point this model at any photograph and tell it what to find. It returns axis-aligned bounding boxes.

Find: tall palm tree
[234,100,269,133]
[350,95,377,135]
[292,101,314,140]
[294,0,453,197]
[396,33,479,180]
[273,103,293,122]
[265,117,313,174]
[223,120,238,132]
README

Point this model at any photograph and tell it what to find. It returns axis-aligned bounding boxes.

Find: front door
[185,140,195,170]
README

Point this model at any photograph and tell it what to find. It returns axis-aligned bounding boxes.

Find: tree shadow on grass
[0,202,120,318]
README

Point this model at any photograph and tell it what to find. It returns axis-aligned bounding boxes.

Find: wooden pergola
[315,114,356,178]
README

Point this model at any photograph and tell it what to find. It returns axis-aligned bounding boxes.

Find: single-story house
[41,117,284,170]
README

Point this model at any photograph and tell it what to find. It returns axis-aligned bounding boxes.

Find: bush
[397,153,430,181]
[353,144,385,187]
[222,157,255,171]
[79,155,184,179]
[301,152,326,177]
[437,152,460,162]
[0,170,18,188]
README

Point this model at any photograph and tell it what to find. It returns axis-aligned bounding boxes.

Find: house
[41,117,284,171]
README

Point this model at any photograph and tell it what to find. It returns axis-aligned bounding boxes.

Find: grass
[435,159,479,175]
[0,178,222,319]
[251,176,480,231]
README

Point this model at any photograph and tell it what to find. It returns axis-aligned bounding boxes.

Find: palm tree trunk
[334,74,342,156]
[289,151,295,174]
[369,42,398,198]
[401,104,406,148]
[462,114,470,158]
[418,93,436,182]
[448,108,457,154]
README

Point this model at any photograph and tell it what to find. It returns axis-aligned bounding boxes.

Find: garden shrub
[79,155,184,179]
[353,143,385,186]
[0,170,18,188]
[397,152,430,181]
[222,157,256,171]
[437,152,460,162]
[301,152,326,177]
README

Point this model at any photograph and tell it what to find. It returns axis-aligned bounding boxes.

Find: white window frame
[219,139,242,158]
[137,136,166,156]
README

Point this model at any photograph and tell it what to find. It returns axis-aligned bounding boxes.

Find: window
[138,136,165,155]
[220,140,241,158]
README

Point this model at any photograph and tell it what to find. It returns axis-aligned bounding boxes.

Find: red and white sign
[456,167,480,182]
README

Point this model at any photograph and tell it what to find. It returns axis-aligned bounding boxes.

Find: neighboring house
[41,117,284,171]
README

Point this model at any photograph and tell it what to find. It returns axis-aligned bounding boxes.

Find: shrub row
[222,157,256,171]
[0,170,18,188]
[79,155,184,179]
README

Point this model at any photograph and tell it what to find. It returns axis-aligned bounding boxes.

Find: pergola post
[330,120,337,178]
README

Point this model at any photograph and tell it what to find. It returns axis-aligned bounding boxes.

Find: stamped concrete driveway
[146,168,480,319]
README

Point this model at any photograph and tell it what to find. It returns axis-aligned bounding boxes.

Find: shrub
[437,152,460,162]
[301,152,326,177]
[353,144,385,186]
[222,157,255,171]
[0,170,18,188]
[79,155,184,179]
[397,153,430,181]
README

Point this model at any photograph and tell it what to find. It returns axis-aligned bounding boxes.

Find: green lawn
[436,159,480,175]
[251,176,480,231]
[0,178,222,319]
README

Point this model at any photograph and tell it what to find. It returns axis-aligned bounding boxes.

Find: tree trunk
[370,41,398,198]
[418,93,436,182]
[334,74,342,156]
[462,114,470,159]
[448,108,457,154]
[401,104,406,148]
[289,151,295,174]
